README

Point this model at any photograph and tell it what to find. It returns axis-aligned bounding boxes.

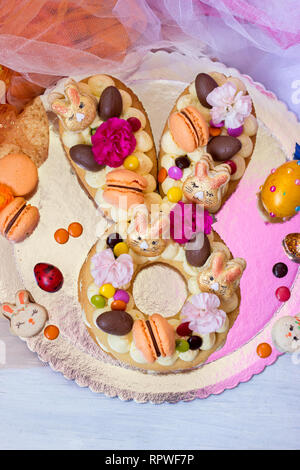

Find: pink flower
[91,249,134,288]
[181,292,226,334]
[206,82,252,129]
[91,117,136,168]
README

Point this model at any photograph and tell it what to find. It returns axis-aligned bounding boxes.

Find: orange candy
[0,184,14,212]
[158,167,167,183]
[68,222,83,238]
[256,343,272,358]
[44,325,60,340]
[209,126,222,137]
[111,300,127,311]
[54,228,69,244]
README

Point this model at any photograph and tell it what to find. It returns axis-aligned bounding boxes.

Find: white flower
[206,82,252,129]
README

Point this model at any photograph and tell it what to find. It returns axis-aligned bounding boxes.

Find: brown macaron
[103,169,148,209]
[0,197,40,243]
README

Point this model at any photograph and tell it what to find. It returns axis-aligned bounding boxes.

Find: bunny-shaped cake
[198,251,246,311]
[51,79,97,132]
[182,154,231,213]
[1,290,48,338]
[127,207,169,257]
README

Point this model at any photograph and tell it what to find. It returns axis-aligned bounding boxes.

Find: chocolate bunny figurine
[51,79,97,131]
[1,290,48,338]
[198,251,246,312]
[183,154,231,213]
[127,207,169,257]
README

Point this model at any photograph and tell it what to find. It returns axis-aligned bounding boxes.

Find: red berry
[176,322,193,336]
[224,160,237,175]
[127,117,141,133]
[275,286,291,302]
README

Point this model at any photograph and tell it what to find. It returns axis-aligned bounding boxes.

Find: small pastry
[0,152,38,196]
[103,169,148,209]
[0,197,39,243]
[169,106,209,152]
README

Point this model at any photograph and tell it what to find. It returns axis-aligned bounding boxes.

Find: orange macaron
[0,197,40,243]
[169,106,209,153]
[103,169,148,209]
[0,152,38,196]
[132,313,175,363]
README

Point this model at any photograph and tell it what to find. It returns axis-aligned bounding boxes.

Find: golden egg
[261,161,300,218]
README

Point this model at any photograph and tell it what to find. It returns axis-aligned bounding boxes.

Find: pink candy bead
[168,166,183,180]
[114,290,130,304]
[209,119,224,128]
[127,117,141,133]
[227,126,243,137]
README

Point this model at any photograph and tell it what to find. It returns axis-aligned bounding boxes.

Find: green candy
[91,295,106,308]
[176,339,189,353]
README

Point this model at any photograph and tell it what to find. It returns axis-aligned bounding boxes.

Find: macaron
[0,153,38,196]
[132,313,175,363]
[0,197,40,243]
[103,169,148,209]
[169,106,209,153]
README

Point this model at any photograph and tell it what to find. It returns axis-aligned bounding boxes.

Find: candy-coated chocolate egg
[167,187,183,203]
[44,325,60,340]
[113,242,129,257]
[114,290,130,303]
[91,295,106,308]
[96,310,133,335]
[168,166,183,180]
[256,342,272,358]
[188,335,203,350]
[175,156,190,169]
[68,222,83,238]
[158,167,167,183]
[54,228,69,244]
[275,286,291,302]
[260,161,300,218]
[34,263,64,293]
[124,155,139,171]
[99,283,116,299]
[111,300,127,311]
[175,339,189,352]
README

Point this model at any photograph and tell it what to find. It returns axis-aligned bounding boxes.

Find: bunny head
[198,251,246,300]
[127,208,169,257]
[183,155,231,213]
[1,290,48,338]
[272,315,300,353]
[51,80,97,132]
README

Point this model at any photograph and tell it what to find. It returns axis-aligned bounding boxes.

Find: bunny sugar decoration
[1,290,48,338]
[51,79,97,132]
[127,206,170,257]
[183,154,231,213]
[272,316,300,353]
[198,251,246,312]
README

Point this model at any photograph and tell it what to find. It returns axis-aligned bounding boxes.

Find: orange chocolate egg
[260,161,300,218]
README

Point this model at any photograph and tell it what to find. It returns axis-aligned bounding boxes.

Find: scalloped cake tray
[1,52,299,403]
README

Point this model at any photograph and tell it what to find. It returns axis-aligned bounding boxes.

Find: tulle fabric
[0,0,300,115]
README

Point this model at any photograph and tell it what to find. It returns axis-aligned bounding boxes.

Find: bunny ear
[16,290,30,307]
[65,84,80,107]
[211,252,225,277]
[1,303,16,319]
[150,214,169,238]
[195,160,209,180]
[51,99,69,115]
[211,172,229,189]
[225,265,242,283]
[135,211,148,235]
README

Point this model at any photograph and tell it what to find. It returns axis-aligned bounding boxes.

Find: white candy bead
[134,151,153,175]
[130,341,147,363]
[179,349,199,362]
[243,114,258,136]
[135,130,153,152]
[143,173,157,193]
[107,334,130,353]
[156,353,178,366]
[161,177,181,194]
[200,332,216,350]
[119,89,132,113]
[85,168,107,188]
[161,130,185,156]
[87,74,115,96]
[176,94,194,111]
[231,155,246,181]
[237,134,253,158]
[62,131,84,148]
[161,154,176,170]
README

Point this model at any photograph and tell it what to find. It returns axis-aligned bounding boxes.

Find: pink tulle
[91,249,134,288]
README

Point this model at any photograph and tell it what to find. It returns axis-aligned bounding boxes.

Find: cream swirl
[181,292,226,334]
[91,249,133,288]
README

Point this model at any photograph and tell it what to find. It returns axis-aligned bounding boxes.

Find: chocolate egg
[185,232,211,267]
[98,86,122,121]
[96,310,133,336]
[69,144,105,172]
[34,263,63,293]
[261,161,300,218]
[207,136,242,161]
[195,73,218,108]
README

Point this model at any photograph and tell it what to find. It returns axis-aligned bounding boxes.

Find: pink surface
[209,174,299,362]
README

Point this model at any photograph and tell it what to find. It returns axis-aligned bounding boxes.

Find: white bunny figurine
[1,290,48,338]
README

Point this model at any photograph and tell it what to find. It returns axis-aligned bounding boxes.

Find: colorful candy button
[175,339,189,352]
[107,233,123,249]
[275,286,291,302]
[175,156,190,169]
[68,222,83,238]
[100,283,116,299]
[176,322,193,337]
[227,126,243,137]
[91,295,106,308]
[158,167,167,183]
[272,262,288,278]
[127,117,141,132]
[124,155,139,171]
[54,228,69,244]
[111,300,127,311]
[44,325,60,340]
[224,160,237,175]
[188,335,203,350]
[168,166,183,180]
[114,290,130,304]
[209,126,222,137]
[256,342,272,358]
[113,242,129,257]
[167,187,183,203]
